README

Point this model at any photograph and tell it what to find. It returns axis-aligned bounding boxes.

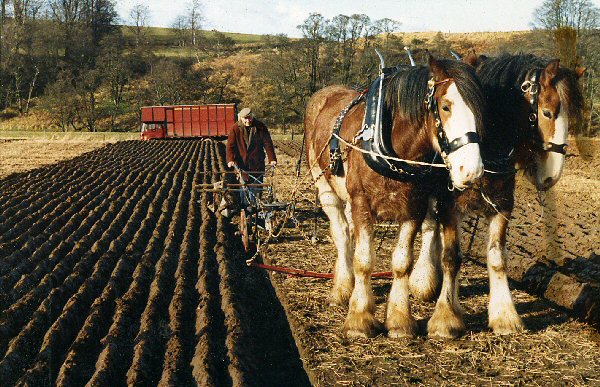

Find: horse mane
[556,66,585,130]
[478,54,584,128]
[383,60,485,138]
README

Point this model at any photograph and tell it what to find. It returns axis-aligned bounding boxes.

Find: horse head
[519,59,585,190]
[427,55,485,189]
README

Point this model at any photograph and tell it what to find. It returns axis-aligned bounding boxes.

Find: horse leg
[487,213,525,334]
[344,196,378,337]
[386,220,419,338]
[344,201,354,238]
[428,209,465,338]
[410,198,442,302]
[313,177,354,306]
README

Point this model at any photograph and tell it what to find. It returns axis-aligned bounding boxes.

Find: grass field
[0,131,139,141]
[120,26,265,47]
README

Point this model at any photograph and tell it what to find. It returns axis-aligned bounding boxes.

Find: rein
[520,69,567,155]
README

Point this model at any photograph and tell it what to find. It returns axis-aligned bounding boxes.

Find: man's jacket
[226,119,277,172]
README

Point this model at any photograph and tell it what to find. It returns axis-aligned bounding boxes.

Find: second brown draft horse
[410,53,585,337]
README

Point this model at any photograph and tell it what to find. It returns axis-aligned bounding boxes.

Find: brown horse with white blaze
[304,56,486,338]
[410,53,586,337]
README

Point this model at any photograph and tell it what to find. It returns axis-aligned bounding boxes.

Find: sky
[115,0,600,37]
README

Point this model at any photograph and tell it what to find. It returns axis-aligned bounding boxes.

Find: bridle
[520,69,567,155]
[424,77,481,158]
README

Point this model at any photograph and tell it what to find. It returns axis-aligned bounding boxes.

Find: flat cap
[238,107,252,120]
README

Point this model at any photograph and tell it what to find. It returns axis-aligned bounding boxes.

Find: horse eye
[442,105,450,112]
[542,110,553,119]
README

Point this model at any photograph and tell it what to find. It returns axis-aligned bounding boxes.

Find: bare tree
[171,15,188,47]
[297,13,327,94]
[533,0,599,34]
[186,0,202,47]
[532,0,599,66]
[3,0,45,112]
[0,0,6,69]
[128,2,150,47]
[375,18,401,43]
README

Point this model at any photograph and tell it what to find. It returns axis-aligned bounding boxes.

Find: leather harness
[329,66,480,181]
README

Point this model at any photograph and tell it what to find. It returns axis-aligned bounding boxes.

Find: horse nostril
[544,177,553,186]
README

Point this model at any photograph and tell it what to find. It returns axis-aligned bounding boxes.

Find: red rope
[249,262,393,279]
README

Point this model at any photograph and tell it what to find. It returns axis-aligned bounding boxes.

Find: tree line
[0,0,598,135]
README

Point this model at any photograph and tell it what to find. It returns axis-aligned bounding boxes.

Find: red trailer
[140,104,237,140]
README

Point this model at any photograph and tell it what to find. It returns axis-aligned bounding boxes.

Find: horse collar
[358,74,443,181]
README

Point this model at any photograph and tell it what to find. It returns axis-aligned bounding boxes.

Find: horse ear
[575,66,586,79]
[545,59,560,79]
[428,53,447,79]
[463,50,479,67]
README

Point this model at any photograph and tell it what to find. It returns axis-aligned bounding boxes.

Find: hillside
[0,25,594,135]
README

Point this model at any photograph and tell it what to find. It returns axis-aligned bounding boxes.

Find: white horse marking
[443,84,484,188]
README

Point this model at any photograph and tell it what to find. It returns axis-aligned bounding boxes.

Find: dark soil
[0,139,309,386]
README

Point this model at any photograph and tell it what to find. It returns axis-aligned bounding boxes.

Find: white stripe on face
[535,103,568,190]
[442,84,483,188]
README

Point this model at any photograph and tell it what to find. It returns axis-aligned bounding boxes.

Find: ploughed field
[0,139,308,386]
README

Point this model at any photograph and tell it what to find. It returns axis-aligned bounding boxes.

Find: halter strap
[447,132,480,154]
[541,141,567,154]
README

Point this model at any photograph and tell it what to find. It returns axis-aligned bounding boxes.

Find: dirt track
[0,139,308,386]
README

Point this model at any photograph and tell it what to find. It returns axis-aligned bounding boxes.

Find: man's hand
[269,160,277,167]
[228,161,236,168]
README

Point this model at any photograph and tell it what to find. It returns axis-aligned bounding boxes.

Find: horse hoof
[427,325,465,339]
[385,315,418,338]
[345,329,370,339]
[428,308,465,339]
[343,312,380,338]
[489,316,525,335]
[329,285,353,307]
